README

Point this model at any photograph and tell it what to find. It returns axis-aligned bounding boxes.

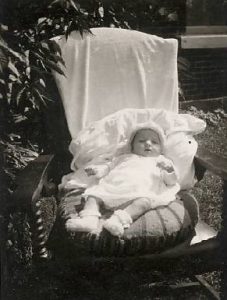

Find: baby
[66,123,180,237]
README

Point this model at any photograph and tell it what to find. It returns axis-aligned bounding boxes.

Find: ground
[3,105,227,299]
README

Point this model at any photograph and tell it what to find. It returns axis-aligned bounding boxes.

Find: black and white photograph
[0,1,227,299]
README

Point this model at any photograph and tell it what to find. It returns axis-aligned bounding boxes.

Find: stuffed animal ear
[181,113,206,134]
[166,113,206,135]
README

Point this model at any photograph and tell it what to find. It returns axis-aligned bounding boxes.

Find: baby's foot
[103,215,124,237]
[88,218,105,236]
[66,215,99,232]
[103,210,133,237]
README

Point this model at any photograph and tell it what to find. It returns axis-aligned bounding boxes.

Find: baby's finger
[157,162,165,168]
[85,168,96,175]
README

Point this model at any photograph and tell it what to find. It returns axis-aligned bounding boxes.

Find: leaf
[52,54,65,66]
[28,93,39,110]
[38,46,65,66]
[26,67,31,77]
[13,113,27,123]
[44,59,65,76]
[16,87,26,106]
[24,50,30,67]
[33,88,47,106]
[0,39,25,62]
[48,0,61,8]
[33,81,45,93]
[39,59,47,71]
[65,21,73,39]
[7,82,12,104]
[38,17,47,25]
[31,51,43,60]
[47,40,62,55]
[40,41,50,51]
[39,78,46,88]
[30,65,50,75]
[31,51,48,71]
[0,48,8,70]
[9,74,18,82]
[69,0,79,11]
[0,24,8,32]
[42,94,53,103]
[43,50,65,66]
[8,61,20,78]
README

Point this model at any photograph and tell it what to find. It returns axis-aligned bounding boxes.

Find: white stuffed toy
[164,132,198,190]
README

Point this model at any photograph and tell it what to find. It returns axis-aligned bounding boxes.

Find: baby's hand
[157,160,174,173]
[84,165,109,178]
[84,166,97,176]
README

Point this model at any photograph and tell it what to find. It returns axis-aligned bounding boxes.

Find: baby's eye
[152,140,158,144]
[139,140,145,143]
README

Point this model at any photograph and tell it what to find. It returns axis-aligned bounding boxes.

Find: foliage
[101,0,186,31]
[1,137,38,191]
[186,106,227,126]
[0,0,92,146]
[0,0,188,149]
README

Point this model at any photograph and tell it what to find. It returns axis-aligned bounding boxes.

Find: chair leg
[221,179,227,299]
[0,215,8,300]
[140,275,219,299]
[30,196,56,261]
[30,199,49,259]
[192,275,220,300]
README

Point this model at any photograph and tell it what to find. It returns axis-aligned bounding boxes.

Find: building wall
[179,48,227,101]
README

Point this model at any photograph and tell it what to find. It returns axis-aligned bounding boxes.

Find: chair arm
[11,154,57,260]
[12,154,56,210]
[195,146,227,181]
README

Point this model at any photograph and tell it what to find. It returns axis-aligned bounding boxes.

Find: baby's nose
[145,140,152,146]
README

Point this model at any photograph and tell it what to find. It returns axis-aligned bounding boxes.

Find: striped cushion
[57,192,198,257]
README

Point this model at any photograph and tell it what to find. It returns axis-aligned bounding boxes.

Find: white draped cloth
[52,28,179,139]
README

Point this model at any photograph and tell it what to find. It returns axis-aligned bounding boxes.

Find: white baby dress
[83,153,180,210]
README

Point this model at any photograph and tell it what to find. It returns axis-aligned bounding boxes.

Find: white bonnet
[116,121,166,155]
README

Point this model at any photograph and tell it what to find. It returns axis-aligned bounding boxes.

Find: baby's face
[131,129,162,157]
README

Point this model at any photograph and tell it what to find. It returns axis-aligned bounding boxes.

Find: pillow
[67,108,206,190]
[56,193,199,257]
